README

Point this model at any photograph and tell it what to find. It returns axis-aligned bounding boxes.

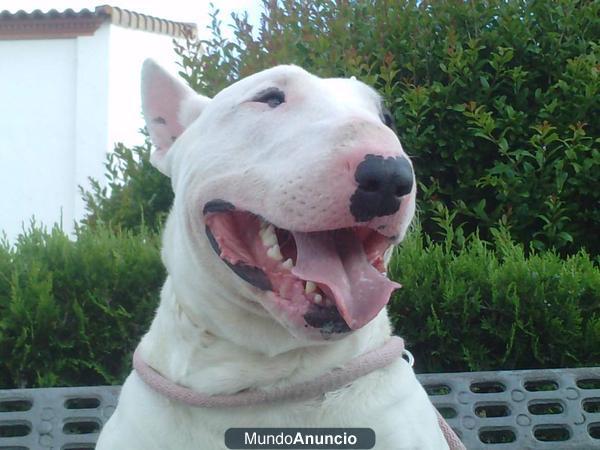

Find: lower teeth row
[306,283,332,305]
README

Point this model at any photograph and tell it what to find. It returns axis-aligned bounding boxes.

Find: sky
[0,0,264,39]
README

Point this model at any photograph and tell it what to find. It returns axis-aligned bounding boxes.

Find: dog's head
[142,61,416,349]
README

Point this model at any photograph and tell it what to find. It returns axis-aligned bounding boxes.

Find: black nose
[350,154,414,222]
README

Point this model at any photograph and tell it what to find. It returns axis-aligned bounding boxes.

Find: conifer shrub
[81,138,172,234]
[0,225,163,388]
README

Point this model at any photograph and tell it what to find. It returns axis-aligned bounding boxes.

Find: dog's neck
[138,276,393,395]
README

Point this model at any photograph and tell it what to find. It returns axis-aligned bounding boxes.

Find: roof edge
[0,4,197,40]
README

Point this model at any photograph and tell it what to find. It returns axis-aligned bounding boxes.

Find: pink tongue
[291,230,400,330]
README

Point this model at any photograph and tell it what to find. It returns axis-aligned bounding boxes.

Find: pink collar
[133,336,405,407]
[133,336,465,449]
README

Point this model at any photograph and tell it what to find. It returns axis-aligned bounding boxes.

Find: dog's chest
[114,363,448,450]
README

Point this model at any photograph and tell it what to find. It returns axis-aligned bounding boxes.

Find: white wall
[72,23,112,227]
[0,23,182,241]
[0,37,79,240]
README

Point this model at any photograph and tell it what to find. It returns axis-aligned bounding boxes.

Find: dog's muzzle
[203,199,402,338]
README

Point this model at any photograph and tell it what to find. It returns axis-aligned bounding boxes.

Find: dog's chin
[202,200,402,341]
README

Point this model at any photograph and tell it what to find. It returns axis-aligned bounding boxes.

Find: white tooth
[282,258,293,270]
[314,294,323,304]
[267,244,282,260]
[305,281,316,294]
[260,225,277,247]
[263,233,277,247]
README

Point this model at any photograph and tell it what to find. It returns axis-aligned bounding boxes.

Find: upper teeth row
[266,244,282,260]
[260,224,278,247]
[260,223,282,262]
[260,220,325,303]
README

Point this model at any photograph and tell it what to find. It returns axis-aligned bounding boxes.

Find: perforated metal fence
[1,367,599,449]
[0,385,119,450]
[420,367,600,449]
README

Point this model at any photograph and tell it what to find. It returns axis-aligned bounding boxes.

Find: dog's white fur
[96,61,448,449]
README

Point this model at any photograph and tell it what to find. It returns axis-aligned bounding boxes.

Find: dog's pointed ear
[141,59,210,176]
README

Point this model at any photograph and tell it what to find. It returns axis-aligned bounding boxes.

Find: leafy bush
[0,224,163,388]
[388,219,600,373]
[80,137,172,234]
[174,0,599,255]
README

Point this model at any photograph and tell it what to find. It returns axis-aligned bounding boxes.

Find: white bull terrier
[96,60,458,450]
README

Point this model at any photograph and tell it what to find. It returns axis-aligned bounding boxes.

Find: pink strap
[436,410,467,450]
[133,336,464,448]
[134,337,405,407]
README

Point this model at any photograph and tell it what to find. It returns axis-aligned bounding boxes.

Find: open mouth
[203,200,400,335]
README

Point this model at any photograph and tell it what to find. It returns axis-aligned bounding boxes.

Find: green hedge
[84,0,600,254]
[389,218,600,373]
[175,0,599,256]
[0,225,163,388]
[1,222,597,388]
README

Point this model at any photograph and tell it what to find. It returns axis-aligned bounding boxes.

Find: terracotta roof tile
[0,4,197,40]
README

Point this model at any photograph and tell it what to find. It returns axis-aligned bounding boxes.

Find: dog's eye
[381,108,396,131]
[253,87,285,108]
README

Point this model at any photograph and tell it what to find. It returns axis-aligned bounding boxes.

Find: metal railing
[1,367,599,449]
